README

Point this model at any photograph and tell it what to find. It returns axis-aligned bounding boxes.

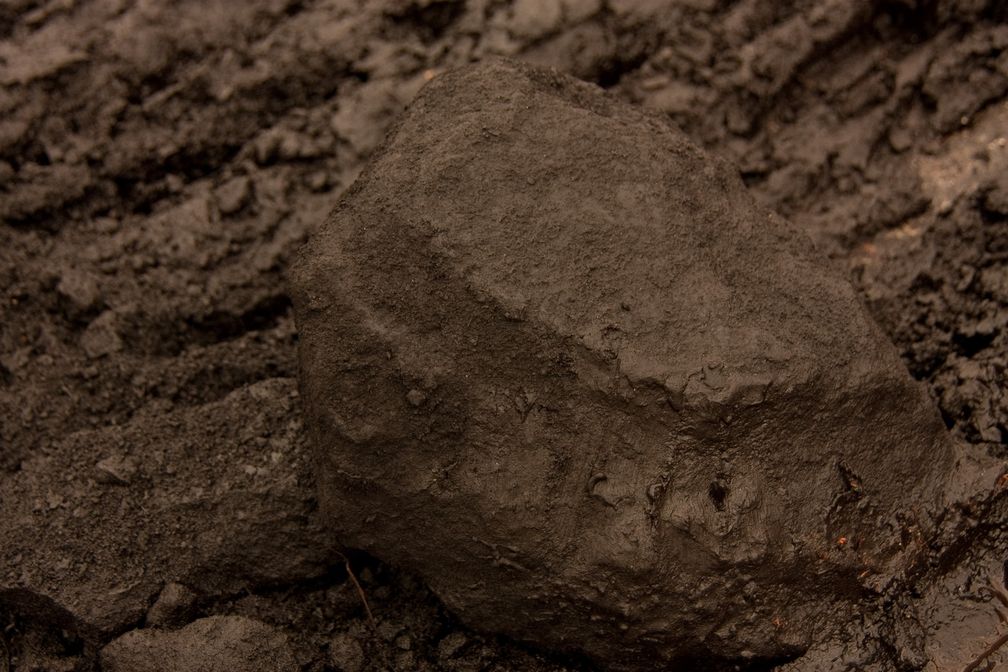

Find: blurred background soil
[0,0,1006,670]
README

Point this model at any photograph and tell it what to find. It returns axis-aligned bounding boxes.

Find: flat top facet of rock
[337,59,884,399]
[292,59,956,670]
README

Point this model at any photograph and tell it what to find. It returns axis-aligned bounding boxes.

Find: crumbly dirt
[0,1,1006,671]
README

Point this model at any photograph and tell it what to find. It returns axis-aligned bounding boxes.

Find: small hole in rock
[708,481,728,511]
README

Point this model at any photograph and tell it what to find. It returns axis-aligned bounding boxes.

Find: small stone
[81,310,123,359]
[510,0,563,38]
[306,171,330,192]
[330,81,402,156]
[377,620,401,642]
[406,389,426,407]
[888,126,913,153]
[437,631,467,659]
[329,632,364,672]
[561,0,602,22]
[725,105,753,135]
[982,173,1008,215]
[979,423,1003,443]
[973,316,997,337]
[252,129,309,165]
[93,217,120,234]
[393,651,414,670]
[146,582,198,627]
[253,132,279,165]
[57,267,102,315]
[980,267,1008,302]
[394,633,412,651]
[46,490,64,509]
[95,455,138,485]
[215,176,252,216]
[277,132,304,162]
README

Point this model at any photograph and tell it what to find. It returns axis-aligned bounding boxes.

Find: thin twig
[335,550,375,627]
[989,581,1008,610]
[962,630,1008,672]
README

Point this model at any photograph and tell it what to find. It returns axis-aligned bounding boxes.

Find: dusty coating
[292,60,955,669]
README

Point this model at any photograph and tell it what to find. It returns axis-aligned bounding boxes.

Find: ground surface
[0,1,1006,671]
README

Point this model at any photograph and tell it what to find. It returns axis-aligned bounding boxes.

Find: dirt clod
[100,615,298,672]
[145,583,198,629]
[329,632,365,672]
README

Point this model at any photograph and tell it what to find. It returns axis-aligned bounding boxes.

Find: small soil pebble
[145,582,198,628]
[80,309,123,359]
[56,267,102,316]
[95,454,138,485]
[215,176,252,216]
[437,631,467,659]
[329,632,365,672]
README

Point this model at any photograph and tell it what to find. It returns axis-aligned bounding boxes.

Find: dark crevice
[590,47,652,89]
[984,1,1008,22]
[283,0,307,17]
[708,480,729,511]
[953,329,996,356]
[162,360,295,409]
[185,293,294,347]
[111,141,245,215]
[8,57,352,229]
[939,404,957,430]
[114,294,293,358]
[384,0,467,42]
[875,0,945,38]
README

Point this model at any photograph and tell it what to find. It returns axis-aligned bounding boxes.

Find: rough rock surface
[100,615,299,672]
[292,60,960,669]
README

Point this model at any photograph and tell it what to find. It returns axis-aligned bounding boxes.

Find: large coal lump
[291,59,956,669]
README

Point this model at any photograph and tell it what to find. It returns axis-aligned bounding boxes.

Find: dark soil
[0,1,1006,671]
